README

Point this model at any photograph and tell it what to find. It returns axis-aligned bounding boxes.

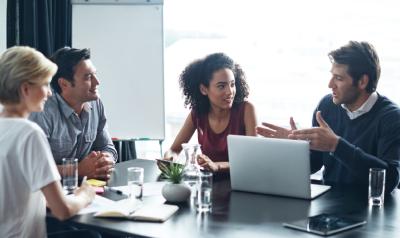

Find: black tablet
[283,213,367,236]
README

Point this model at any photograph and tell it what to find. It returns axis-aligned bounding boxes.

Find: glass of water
[182,143,201,198]
[197,171,213,212]
[62,158,78,194]
[127,167,144,199]
[369,168,386,207]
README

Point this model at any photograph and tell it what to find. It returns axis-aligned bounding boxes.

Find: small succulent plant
[159,162,185,184]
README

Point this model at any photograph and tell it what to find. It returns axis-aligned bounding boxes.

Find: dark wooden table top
[67,159,400,238]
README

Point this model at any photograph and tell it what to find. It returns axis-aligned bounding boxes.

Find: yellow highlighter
[86,179,107,187]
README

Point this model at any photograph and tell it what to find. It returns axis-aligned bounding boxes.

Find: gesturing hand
[288,111,339,152]
[256,117,297,139]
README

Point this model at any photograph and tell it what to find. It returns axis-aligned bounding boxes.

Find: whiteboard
[72,0,165,140]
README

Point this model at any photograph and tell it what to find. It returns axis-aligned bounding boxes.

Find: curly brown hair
[179,53,249,114]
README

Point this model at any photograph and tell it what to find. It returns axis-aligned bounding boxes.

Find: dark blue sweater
[310,93,400,193]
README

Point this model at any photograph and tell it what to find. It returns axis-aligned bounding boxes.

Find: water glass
[369,168,386,207]
[197,171,213,212]
[62,158,78,194]
[127,167,144,199]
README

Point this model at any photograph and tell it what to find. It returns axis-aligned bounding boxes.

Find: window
[163,0,400,153]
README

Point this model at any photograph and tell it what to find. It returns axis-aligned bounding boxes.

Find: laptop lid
[227,135,329,199]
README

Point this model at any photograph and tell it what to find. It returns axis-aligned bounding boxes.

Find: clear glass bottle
[182,143,201,198]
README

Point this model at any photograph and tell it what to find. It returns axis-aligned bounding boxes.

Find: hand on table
[95,152,115,180]
[163,149,178,161]
[74,176,95,206]
[78,151,115,180]
[197,154,219,172]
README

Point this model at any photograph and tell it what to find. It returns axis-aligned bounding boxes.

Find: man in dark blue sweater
[257,41,400,193]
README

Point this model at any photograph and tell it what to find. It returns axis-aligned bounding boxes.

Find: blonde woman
[0,46,95,238]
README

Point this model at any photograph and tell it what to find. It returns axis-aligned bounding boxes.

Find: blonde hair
[0,46,57,104]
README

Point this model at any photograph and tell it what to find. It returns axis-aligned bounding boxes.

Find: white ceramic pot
[162,183,191,203]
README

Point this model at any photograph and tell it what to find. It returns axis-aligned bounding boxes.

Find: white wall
[0,0,6,53]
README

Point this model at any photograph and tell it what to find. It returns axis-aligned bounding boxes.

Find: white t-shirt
[0,118,60,238]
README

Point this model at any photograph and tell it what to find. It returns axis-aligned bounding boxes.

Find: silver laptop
[227,135,330,200]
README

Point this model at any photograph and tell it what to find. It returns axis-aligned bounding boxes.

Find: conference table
[64,159,400,237]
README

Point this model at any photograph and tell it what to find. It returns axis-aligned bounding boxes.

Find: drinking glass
[197,171,213,212]
[127,167,144,199]
[62,158,78,194]
[369,168,385,207]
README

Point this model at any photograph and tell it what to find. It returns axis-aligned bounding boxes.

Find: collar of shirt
[341,92,378,120]
[55,93,92,118]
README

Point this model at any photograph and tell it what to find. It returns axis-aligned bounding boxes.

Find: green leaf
[161,163,185,184]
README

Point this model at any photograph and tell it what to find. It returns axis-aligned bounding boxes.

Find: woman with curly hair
[164,53,257,173]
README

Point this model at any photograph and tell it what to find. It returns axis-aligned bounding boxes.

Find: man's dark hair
[328,41,380,93]
[50,47,91,93]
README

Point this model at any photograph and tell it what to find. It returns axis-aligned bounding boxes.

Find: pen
[104,186,123,195]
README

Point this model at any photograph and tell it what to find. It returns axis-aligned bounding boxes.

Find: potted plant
[159,163,191,203]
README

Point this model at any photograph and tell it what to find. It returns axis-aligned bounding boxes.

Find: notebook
[93,198,179,222]
[227,135,331,199]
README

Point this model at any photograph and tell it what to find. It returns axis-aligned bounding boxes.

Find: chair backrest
[112,139,137,163]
